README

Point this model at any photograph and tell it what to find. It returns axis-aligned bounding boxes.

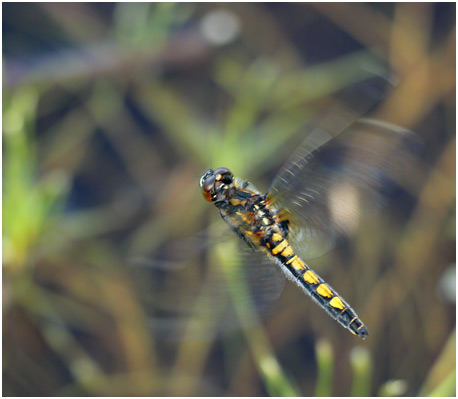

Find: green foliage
[3,87,69,270]
[3,3,455,396]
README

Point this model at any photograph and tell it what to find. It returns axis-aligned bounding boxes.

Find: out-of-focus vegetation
[3,3,455,396]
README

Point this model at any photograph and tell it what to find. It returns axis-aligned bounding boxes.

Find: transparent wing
[268,80,421,260]
[127,226,285,340]
[127,222,231,271]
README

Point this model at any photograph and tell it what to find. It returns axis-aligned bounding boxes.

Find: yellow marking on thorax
[244,230,255,238]
[303,270,320,284]
[236,211,252,224]
[245,230,262,246]
[316,284,333,298]
[230,198,246,206]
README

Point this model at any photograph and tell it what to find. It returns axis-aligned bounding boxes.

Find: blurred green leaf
[315,339,334,396]
[419,329,456,397]
[350,346,372,397]
[217,241,299,397]
[378,379,408,397]
[3,86,69,270]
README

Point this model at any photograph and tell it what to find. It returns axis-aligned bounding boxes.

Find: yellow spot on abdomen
[289,257,306,270]
[285,255,296,265]
[329,296,345,310]
[316,284,333,298]
[271,240,288,255]
[281,245,294,258]
[303,270,320,284]
[271,233,282,242]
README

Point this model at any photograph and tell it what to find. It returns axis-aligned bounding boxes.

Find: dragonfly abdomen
[264,231,369,339]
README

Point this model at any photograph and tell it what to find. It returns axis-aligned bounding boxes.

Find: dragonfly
[200,166,370,338]
[130,77,419,340]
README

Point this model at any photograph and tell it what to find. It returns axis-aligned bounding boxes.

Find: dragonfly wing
[268,80,421,260]
[127,233,285,340]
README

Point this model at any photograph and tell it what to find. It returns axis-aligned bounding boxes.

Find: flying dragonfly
[200,164,371,337]
[130,77,420,340]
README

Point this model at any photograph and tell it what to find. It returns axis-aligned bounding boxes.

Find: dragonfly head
[200,167,234,202]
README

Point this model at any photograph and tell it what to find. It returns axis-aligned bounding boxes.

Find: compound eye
[214,167,230,175]
[199,169,214,188]
[201,175,216,202]
[221,174,233,184]
[214,167,233,184]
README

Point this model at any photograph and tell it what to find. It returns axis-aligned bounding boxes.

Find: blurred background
[3,3,455,396]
